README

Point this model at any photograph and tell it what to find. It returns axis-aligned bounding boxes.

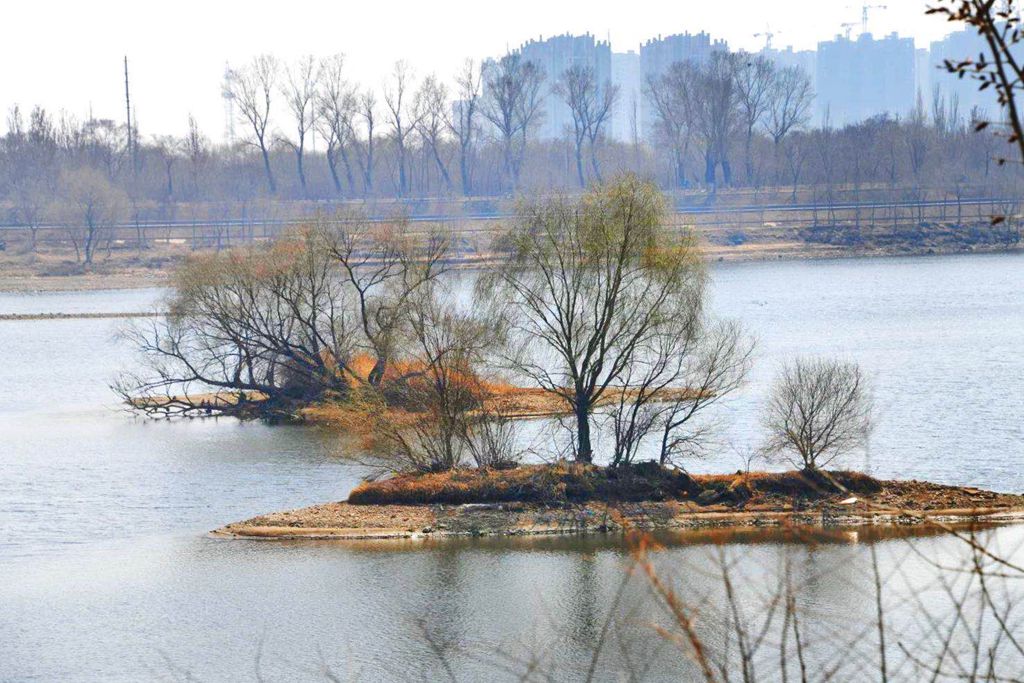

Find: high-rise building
[929,28,997,119]
[915,47,931,104]
[639,31,729,80]
[516,33,612,140]
[816,32,915,125]
[610,51,641,142]
[763,46,816,89]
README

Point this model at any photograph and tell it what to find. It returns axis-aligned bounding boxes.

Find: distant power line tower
[124,56,136,174]
[221,62,236,145]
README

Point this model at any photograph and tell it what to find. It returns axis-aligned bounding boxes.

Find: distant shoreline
[0,311,163,321]
[0,271,170,294]
[2,241,1021,294]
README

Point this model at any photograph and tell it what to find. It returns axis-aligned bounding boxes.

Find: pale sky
[2,0,956,141]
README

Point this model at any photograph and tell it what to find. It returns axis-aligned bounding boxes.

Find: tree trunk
[339,146,356,194]
[260,144,277,194]
[745,130,754,185]
[368,357,387,387]
[575,398,593,463]
[589,140,603,184]
[704,153,716,186]
[296,149,307,195]
[326,148,343,194]
[460,144,472,196]
[432,145,453,192]
[397,142,408,196]
[721,157,733,186]
[574,141,586,188]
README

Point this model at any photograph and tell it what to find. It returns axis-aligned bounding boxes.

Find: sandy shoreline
[213,502,1024,542]
[0,311,163,321]
[2,242,1019,293]
[0,271,170,293]
[213,476,1024,544]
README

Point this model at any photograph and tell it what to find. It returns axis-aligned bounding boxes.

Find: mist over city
[3,2,1024,682]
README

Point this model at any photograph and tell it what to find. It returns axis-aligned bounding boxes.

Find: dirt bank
[214,469,1024,542]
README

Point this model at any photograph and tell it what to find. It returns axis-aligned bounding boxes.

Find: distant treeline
[1,51,1021,239]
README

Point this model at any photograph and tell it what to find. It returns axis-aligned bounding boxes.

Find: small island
[213,464,1024,541]
[108,178,1024,545]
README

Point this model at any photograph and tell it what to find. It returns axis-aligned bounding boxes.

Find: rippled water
[1,253,1023,681]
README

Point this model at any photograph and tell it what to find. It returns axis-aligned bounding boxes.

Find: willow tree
[115,228,356,418]
[480,176,706,463]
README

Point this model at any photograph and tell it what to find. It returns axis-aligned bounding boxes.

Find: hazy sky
[3,0,957,140]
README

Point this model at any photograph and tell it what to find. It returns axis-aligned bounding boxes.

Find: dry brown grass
[693,470,883,500]
[346,464,1024,512]
[348,462,700,506]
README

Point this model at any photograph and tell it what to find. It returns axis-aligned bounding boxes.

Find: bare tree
[584,77,619,183]
[225,55,279,193]
[10,176,48,252]
[694,52,741,187]
[415,75,453,192]
[151,135,179,199]
[445,59,482,195]
[279,55,320,195]
[657,320,755,465]
[645,62,698,188]
[762,357,873,471]
[318,214,452,387]
[383,61,420,196]
[182,114,209,199]
[316,54,358,195]
[480,176,706,463]
[733,53,776,185]
[603,317,752,468]
[765,65,814,148]
[52,167,128,265]
[365,294,495,473]
[780,130,809,200]
[555,64,596,188]
[555,64,620,187]
[355,89,378,195]
[4,106,56,252]
[116,227,357,419]
[481,53,546,192]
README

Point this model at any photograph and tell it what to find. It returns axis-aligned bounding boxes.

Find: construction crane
[847,3,888,36]
[754,28,781,51]
[840,22,857,40]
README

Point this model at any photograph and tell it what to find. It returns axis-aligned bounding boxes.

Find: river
[1,253,1023,681]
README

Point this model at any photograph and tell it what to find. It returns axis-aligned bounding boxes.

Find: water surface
[2,253,1023,681]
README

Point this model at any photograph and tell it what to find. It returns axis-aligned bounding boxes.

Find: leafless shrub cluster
[114,212,458,420]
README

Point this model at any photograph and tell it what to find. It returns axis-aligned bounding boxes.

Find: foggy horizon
[5,0,957,140]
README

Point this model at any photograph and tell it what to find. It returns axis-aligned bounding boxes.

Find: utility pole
[124,55,136,174]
